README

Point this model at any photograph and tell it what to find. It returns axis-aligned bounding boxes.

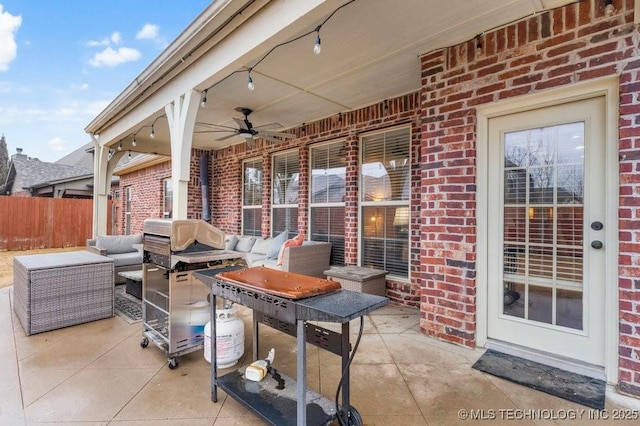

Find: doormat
[472,349,605,409]
[114,285,142,324]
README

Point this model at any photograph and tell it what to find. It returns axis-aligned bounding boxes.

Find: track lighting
[604,0,614,16]
[313,26,322,55]
[117,142,122,151]
[132,136,137,147]
[150,125,155,139]
[128,151,132,159]
[247,69,255,91]
[200,89,208,108]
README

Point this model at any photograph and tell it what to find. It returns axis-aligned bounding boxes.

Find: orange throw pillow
[277,233,305,265]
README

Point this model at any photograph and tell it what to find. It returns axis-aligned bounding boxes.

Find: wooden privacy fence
[0,197,109,251]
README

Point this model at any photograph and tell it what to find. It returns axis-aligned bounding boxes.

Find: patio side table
[324,265,388,296]
[13,251,115,335]
[118,269,143,299]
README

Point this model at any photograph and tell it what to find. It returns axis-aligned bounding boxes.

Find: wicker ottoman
[13,251,115,335]
[324,266,388,296]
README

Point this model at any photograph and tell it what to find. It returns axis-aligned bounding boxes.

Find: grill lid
[143,218,225,252]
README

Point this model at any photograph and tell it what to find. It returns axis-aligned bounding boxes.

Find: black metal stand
[194,268,388,426]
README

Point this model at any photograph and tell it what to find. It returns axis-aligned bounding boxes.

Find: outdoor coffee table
[13,250,114,335]
[118,269,143,299]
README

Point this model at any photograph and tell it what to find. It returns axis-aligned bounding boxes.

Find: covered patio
[80,0,640,410]
[86,0,579,232]
[4,285,636,425]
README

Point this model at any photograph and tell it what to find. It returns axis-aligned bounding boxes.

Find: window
[272,150,298,238]
[242,158,263,236]
[163,178,173,219]
[124,187,132,235]
[360,127,411,278]
[310,141,345,264]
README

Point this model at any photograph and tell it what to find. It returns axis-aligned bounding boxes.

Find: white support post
[165,90,201,220]
[91,135,111,237]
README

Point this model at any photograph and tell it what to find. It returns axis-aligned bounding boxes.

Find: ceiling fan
[195,107,295,148]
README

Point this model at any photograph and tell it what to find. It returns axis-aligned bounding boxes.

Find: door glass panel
[502,122,584,330]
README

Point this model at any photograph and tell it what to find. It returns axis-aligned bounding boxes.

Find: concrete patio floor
[2,285,639,425]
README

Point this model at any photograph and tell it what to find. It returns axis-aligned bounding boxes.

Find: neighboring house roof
[12,155,92,189]
[4,152,93,196]
[55,142,95,169]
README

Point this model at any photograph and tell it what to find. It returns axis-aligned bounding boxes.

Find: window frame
[309,140,346,264]
[358,125,411,279]
[162,178,173,219]
[242,157,263,236]
[271,149,299,238]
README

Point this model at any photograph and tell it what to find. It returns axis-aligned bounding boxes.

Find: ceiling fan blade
[215,133,240,141]
[195,122,238,130]
[260,134,286,144]
[234,117,250,131]
[243,134,255,149]
[260,130,295,139]
[194,130,238,134]
[253,122,282,130]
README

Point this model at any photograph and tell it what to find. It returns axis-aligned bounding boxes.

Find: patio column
[91,135,110,237]
[92,135,128,237]
[165,89,200,220]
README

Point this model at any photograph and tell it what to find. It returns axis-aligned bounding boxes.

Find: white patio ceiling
[85,0,577,154]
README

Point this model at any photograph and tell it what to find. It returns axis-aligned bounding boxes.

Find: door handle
[591,240,603,249]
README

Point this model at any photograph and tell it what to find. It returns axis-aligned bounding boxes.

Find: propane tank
[204,304,244,368]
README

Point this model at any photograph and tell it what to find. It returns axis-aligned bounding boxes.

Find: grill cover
[216,266,341,299]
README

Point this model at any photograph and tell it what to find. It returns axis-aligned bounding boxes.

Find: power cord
[335,317,364,426]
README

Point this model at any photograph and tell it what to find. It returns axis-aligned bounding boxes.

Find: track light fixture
[132,136,137,147]
[313,26,322,55]
[117,142,122,151]
[128,151,132,159]
[150,126,155,139]
[604,0,614,16]
[200,89,208,108]
[247,69,255,91]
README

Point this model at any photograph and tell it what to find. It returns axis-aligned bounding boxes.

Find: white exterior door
[487,96,606,366]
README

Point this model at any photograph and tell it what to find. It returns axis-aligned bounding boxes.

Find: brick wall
[116,149,206,234]
[211,93,423,306]
[420,0,640,396]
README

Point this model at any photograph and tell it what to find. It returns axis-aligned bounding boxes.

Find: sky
[0,1,211,163]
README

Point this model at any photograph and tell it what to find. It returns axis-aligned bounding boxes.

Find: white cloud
[0,5,22,71]
[136,23,159,40]
[89,46,140,68]
[86,37,109,47]
[87,31,120,47]
[48,137,67,151]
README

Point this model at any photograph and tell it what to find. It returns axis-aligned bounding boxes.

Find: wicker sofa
[224,233,331,278]
[86,234,143,284]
